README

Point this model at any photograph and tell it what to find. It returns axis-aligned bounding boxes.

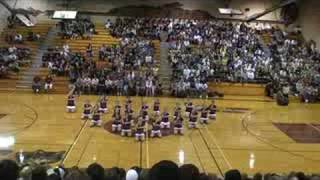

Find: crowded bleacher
[0,46,31,77]
[107,17,320,101]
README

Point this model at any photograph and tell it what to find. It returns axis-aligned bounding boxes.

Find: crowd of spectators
[108,17,320,101]
[58,19,96,40]
[0,46,31,77]
[1,158,320,180]
[265,28,320,102]
[5,31,41,44]
[42,36,161,96]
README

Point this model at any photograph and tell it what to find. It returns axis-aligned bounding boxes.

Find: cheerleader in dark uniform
[173,103,182,119]
[200,107,209,124]
[160,109,170,129]
[188,109,198,129]
[114,101,121,116]
[185,100,193,117]
[125,103,134,126]
[99,96,108,113]
[135,120,145,141]
[151,119,162,138]
[141,103,149,122]
[91,110,102,127]
[125,96,132,110]
[111,112,122,132]
[66,94,76,112]
[153,99,160,116]
[81,100,92,119]
[208,100,217,120]
[174,114,184,135]
[121,115,132,137]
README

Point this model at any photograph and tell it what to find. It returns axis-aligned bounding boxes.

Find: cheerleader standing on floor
[153,99,160,116]
[135,119,146,141]
[185,100,193,117]
[81,100,92,119]
[99,96,108,113]
[208,100,217,120]
[66,94,76,113]
[188,109,198,129]
[111,111,122,132]
[160,109,170,129]
[151,118,162,138]
[91,110,102,127]
[174,114,184,135]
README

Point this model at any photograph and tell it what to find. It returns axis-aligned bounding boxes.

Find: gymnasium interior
[0,0,320,180]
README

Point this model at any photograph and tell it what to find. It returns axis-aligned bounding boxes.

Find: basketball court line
[241,112,320,163]
[202,125,233,169]
[61,96,100,165]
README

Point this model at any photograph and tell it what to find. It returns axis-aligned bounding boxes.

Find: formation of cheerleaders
[66,95,109,128]
[66,95,217,140]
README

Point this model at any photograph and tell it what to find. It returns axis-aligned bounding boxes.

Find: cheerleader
[135,120,145,141]
[173,103,182,119]
[140,103,149,122]
[121,115,132,137]
[66,94,76,112]
[208,100,217,120]
[99,96,108,113]
[160,110,170,129]
[125,106,134,125]
[150,120,162,138]
[114,101,121,116]
[185,100,193,117]
[153,99,160,116]
[200,107,209,124]
[91,110,102,127]
[125,96,132,110]
[188,109,198,129]
[81,100,92,119]
[111,112,122,132]
[174,114,184,135]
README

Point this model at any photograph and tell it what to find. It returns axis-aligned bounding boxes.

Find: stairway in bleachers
[158,42,172,95]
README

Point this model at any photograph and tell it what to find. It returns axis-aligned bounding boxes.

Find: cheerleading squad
[66,96,217,141]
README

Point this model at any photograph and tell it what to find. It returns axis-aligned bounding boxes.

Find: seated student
[135,120,145,141]
[81,100,92,119]
[121,115,132,137]
[44,75,53,92]
[185,100,193,117]
[153,99,160,116]
[188,109,198,129]
[112,112,122,132]
[86,43,93,57]
[200,108,209,124]
[174,114,184,135]
[32,76,42,93]
[99,96,108,113]
[151,120,162,138]
[91,110,102,127]
[66,94,76,112]
[208,100,217,120]
[160,110,170,129]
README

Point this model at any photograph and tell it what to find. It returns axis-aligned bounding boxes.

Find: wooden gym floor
[0,92,320,175]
